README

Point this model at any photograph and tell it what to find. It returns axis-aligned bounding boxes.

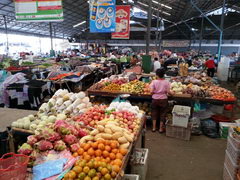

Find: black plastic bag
[201,119,219,138]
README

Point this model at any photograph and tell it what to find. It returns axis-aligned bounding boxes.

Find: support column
[146,0,152,54]
[155,2,160,49]
[217,0,226,62]
[49,22,53,51]
[49,22,55,57]
[3,15,9,55]
[199,16,204,53]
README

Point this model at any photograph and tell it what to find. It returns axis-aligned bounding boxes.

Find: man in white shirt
[153,57,161,72]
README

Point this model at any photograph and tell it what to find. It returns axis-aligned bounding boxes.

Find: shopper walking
[153,57,161,72]
[150,68,171,133]
[205,56,216,77]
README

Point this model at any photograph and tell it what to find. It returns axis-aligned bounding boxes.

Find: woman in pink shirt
[150,68,171,133]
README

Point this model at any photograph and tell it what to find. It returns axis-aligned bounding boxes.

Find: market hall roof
[0,0,239,39]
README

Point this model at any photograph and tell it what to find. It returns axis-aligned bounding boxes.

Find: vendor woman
[150,68,171,133]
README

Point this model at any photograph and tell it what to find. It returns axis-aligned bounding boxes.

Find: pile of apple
[73,105,107,128]
[111,111,141,134]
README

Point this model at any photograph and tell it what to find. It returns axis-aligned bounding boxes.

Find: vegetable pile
[11,89,92,131]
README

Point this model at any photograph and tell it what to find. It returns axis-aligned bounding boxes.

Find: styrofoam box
[130,148,149,180]
[122,174,140,180]
[172,105,191,128]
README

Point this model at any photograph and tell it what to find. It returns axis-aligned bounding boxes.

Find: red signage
[111,5,130,39]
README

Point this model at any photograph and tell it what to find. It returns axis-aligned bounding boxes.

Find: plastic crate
[220,123,237,139]
[229,128,240,149]
[225,150,239,179]
[130,148,149,180]
[122,174,140,180]
[166,122,191,141]
[223,163,234,180]
[172,105,191,128]
[227,137,240,165]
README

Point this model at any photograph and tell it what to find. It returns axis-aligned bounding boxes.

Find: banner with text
[89,0,116,33]
[111,5,130,39]
[15,0,64,22]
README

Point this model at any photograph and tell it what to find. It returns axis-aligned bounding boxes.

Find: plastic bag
[33,158,67,180]
[201,119,219,138]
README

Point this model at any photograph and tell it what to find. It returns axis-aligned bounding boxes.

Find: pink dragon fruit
[54,140,67,151]
[37,140,53,151]
[70,143,80,152]
[40,128,61,142]
[27,135,38,146]
[18,143,33,155]
[78,129,88,137]
[54,120,71,135]
[63,135,77,145]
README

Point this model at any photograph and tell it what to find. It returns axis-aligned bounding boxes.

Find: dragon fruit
[54,120,71,135]
[27,135,38,146]
[40,128,61,142]
[18,143,33,155]
[78,129,88,137]
[37,140,53,151]
[54,140,67,151]
[70,143,80,152]
[63,135,77,145]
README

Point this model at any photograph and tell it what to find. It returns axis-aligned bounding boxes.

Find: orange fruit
[105,157,111,163]
[68,170,77,179]
[111,171,117,178]
[116,153,123,160]
[113,159,122,166]
[95,149,102,157]
[98,143,105,151]
[101,167,109,176]
[105,140,111,145]
[92,142,98,149]
[84,154,91,161]
[94,161,100,168]
[110,141,118,149]
[73,166,82,173]
[102,150,109,158]
[87,148,95,156]
[111,149,118,154]
[104,173,111,180]
[119,148,127,156]
[112,165,120,173]
[95,157,101,161]
[77,148,84,155]
[83,166,90,174]
[83,152,88,157]
[97,139,105,144]
[109,153,116,160]
[73,152,79,157]
[80,143,86,148]
[83,144,91,151]
[105,145,111,152]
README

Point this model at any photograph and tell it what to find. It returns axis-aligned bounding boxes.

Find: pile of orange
[63,159,116,180]
[72,139,128,177]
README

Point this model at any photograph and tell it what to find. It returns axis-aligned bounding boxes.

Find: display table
[0,108,36,155]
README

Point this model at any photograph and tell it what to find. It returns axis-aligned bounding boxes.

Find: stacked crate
[223,127,240,180]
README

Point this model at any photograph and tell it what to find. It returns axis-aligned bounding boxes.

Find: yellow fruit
[83,166,90,174]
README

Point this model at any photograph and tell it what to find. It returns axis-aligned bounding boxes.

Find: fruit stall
[2,89,147,180]
[87,72,237,122]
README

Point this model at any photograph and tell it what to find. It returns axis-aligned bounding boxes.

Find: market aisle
[145,132,226,180]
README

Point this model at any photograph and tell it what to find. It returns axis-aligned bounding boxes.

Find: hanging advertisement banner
[111,5,130,39]
[14,0,64,22]
[89,0,116,33]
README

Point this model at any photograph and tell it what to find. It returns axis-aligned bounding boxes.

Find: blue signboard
[89,0,116,33]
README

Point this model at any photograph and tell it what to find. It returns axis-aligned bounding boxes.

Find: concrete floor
[145,131,227,180]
